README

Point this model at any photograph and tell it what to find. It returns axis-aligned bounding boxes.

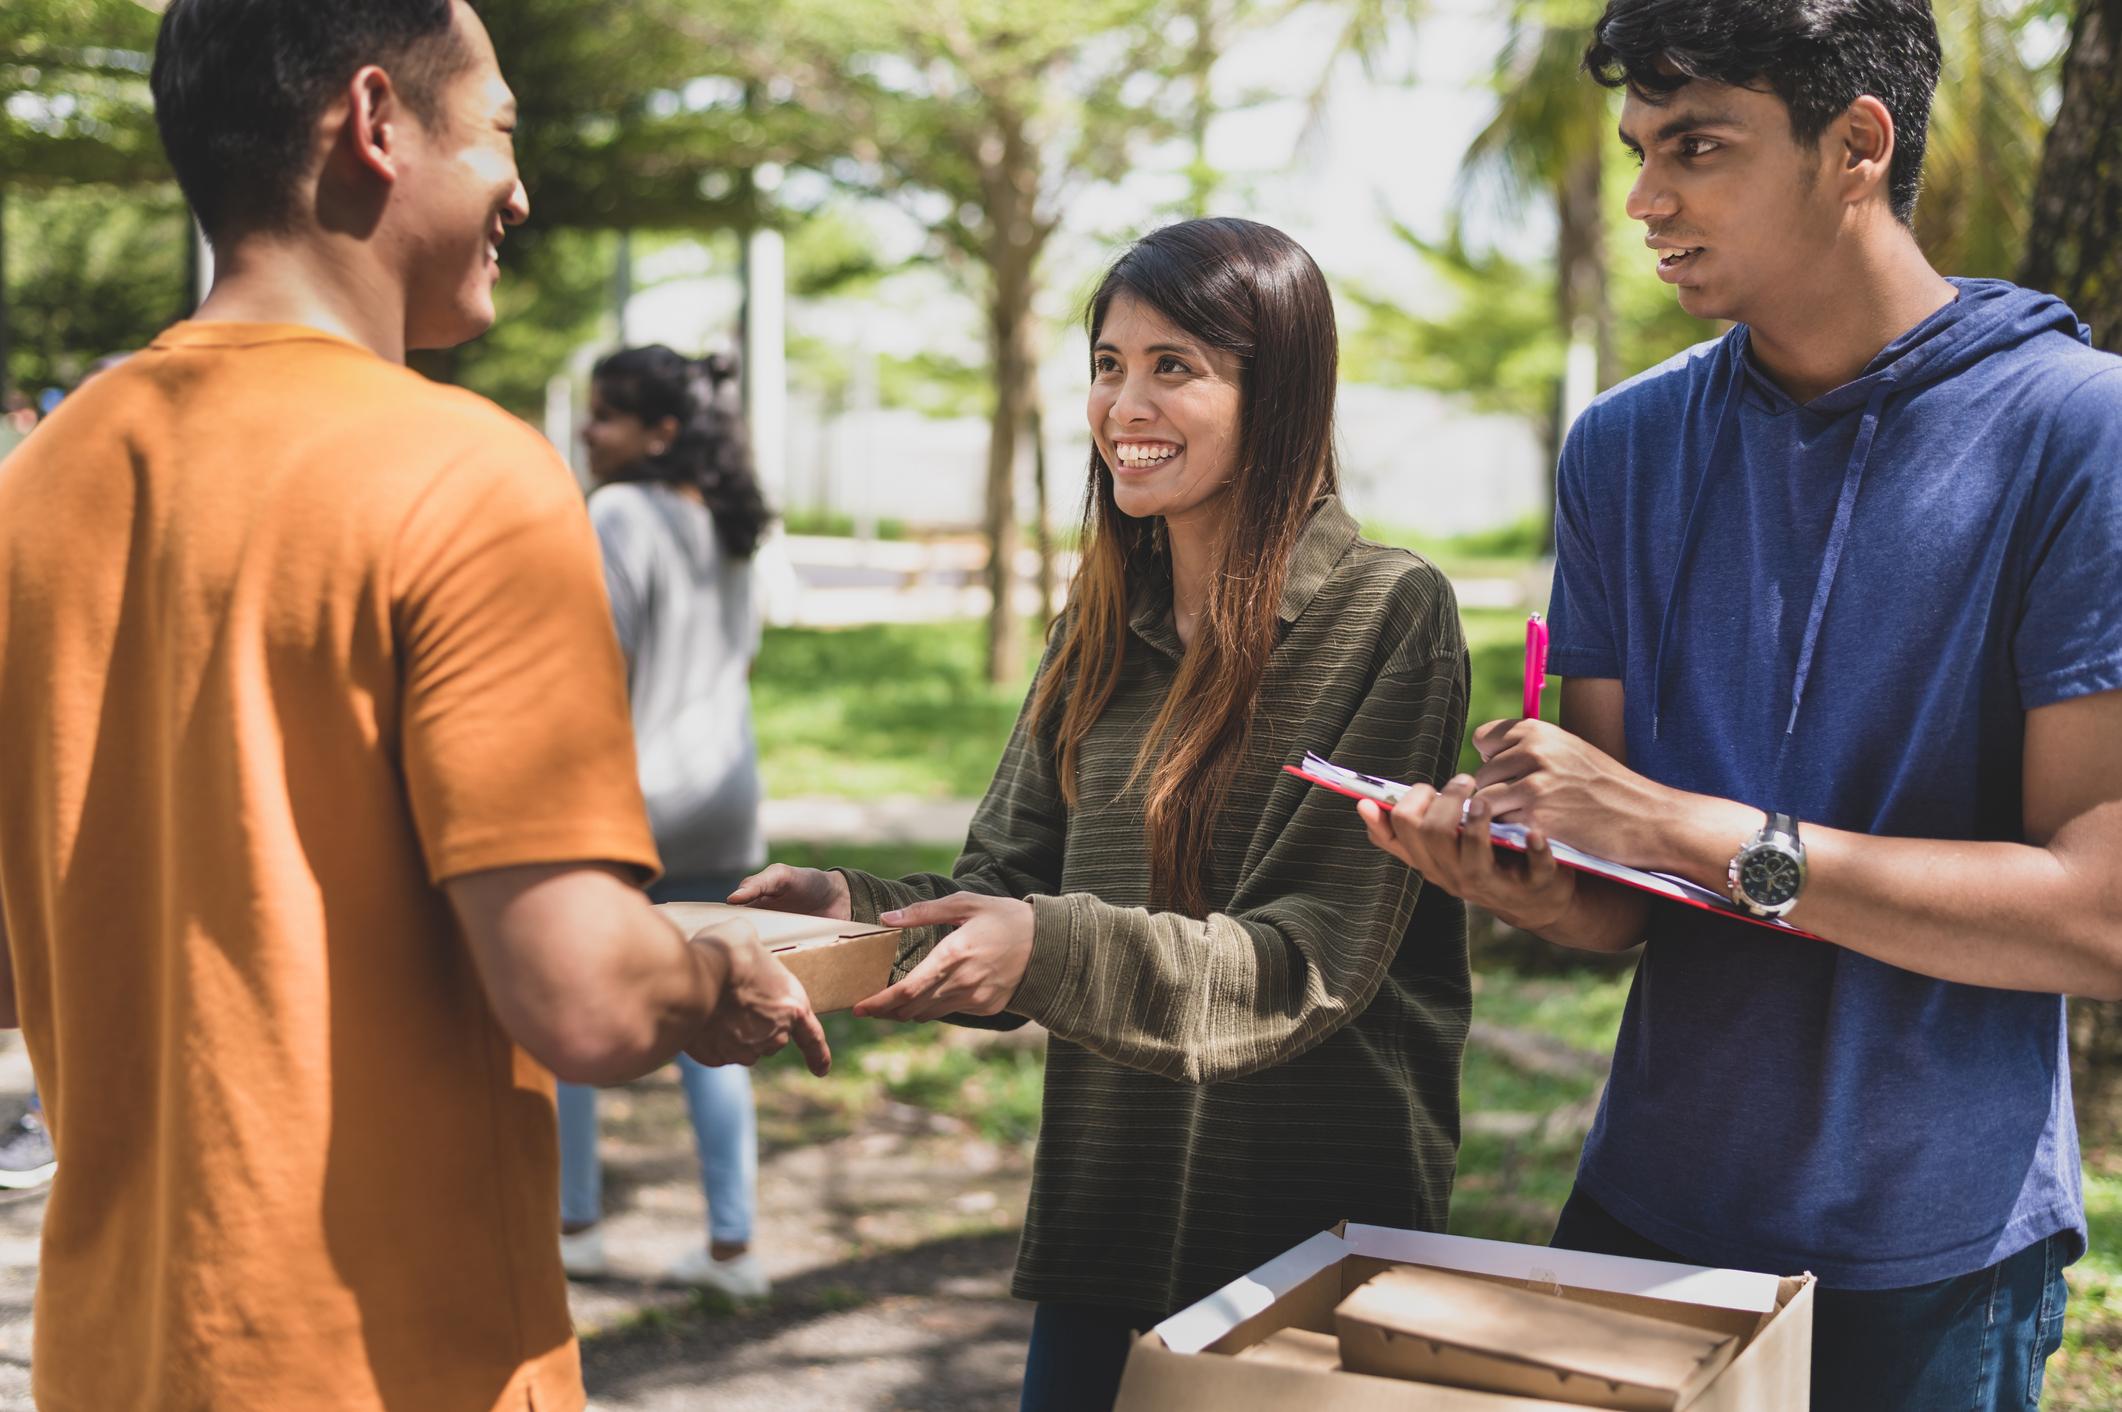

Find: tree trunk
[2019,0,2122,352]
[1547,145,1610,554]
[1556,144,1615,391]
[979,107,1045,685]
[983,252,1035,683]
[1031,396,1054,624]
[1183,0,1218,217]
[0,181,11,405]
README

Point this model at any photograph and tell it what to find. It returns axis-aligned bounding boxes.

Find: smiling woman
[734,217,1474,1412]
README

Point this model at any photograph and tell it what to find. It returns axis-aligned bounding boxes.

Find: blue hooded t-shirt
[1547,279,2122,1289]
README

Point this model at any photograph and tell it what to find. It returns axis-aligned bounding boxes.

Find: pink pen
[1522,612,1550,720]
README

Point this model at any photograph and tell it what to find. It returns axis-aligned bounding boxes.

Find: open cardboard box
[1114,1223,1813,1412]
[656,902,901,1014]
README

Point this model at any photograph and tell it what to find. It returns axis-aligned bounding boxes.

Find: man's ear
[343,64,405,187]
[1837,94,1897,208]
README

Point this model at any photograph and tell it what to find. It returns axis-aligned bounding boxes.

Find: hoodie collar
[1650,278,2090,759]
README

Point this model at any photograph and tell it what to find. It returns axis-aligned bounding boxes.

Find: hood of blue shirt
[1648,278,2092,746]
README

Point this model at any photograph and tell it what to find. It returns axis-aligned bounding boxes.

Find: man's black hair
[150,0,475,242]
[1584,0,1942,224]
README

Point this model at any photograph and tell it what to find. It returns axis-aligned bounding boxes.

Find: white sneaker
[559,1227,608,1280]
[664,1247,770,1300]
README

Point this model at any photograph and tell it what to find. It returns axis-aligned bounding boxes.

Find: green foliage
[1,0,165,190]
[1346,207,1715,426]
[1341,225,1565,423]
[3,183,188,392]
[1919,0,2068,278]
[681,0,1188,266]
[878,349,990,419]
[785,205,905,300]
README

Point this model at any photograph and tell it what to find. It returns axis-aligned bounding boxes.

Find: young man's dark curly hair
[1583,0,1942,223]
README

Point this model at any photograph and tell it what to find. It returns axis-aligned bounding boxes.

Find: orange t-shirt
[0,323,661,1412]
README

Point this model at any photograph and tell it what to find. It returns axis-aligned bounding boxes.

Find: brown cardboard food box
[1114,1224,1813,1412]
[656,902,901,1014]
[1238,1327,1344,1374]
[1334,1266,1738,1410]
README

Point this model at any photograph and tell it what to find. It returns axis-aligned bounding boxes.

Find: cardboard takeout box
[656,902,901,1014]
[1334,1266,1739,1410]
[1115,1223,1813,1412]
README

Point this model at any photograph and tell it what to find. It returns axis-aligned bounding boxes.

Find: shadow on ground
[581,1230,1031,1412]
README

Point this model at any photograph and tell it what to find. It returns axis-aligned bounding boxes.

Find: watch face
[1741,847,1803,907]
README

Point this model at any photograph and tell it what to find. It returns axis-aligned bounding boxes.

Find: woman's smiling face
[1086,292,1245,526]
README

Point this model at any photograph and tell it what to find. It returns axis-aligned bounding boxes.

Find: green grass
[2053,1165,2122,1407]
[780,508,908,540]
[1365,513,1548,584]
[753,611,1546,799]
[753,622,1041,799]
[767,840,961,879]
[1447,970,1628,1248]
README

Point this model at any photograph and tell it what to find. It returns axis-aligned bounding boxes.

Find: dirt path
[568,1054,1038,1411]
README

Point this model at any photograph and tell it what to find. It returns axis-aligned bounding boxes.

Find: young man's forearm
[572,906,732,1084]
[1640,791,2122,998]
[450,865,738,1086]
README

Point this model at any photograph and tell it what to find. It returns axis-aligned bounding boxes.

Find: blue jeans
[556,873,760,1245]
[1551,1187,2070,1412]
[1019,1302,1163,1412]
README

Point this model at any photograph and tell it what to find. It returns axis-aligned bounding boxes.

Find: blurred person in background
[736,217,1473,1412]
[2,392,37,440]
[0,1090,53,1190]
[561,344,778,1299]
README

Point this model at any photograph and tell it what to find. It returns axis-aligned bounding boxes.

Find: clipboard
[1285,753,1825,941]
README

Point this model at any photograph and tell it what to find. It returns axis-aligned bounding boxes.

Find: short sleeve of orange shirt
[393,419,665,886]
[0,323,659,1412]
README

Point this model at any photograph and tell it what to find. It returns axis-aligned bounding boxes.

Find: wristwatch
[1728,812,1807,918]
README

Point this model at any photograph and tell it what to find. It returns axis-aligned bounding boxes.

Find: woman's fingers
[881,893,983,930]
[1457,788,1500,883]
[1358,800,1405,862]
[853,944,951,1020]
[726,864,802,907]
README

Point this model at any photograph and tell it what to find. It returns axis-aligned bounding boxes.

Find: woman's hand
[853,893,1036,1023]
[727,864,852,921]
[1358,774,1577,934]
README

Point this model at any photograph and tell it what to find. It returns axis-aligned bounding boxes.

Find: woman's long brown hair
[1031,218,1340,917]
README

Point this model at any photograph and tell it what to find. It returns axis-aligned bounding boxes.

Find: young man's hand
[1469,717,1674,865]
[726,864,853,920]
[683,922,832,1076]
[1360,774,1578,933]
[852,893,1034,1023]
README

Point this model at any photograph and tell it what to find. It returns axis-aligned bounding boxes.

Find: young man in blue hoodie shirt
[1362,1,2122,1407]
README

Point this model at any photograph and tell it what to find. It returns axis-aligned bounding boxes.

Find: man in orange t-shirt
[0,3,829,1410]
